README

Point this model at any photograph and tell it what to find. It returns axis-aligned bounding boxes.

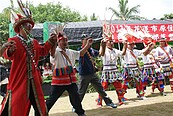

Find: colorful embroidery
[53,66,74,76]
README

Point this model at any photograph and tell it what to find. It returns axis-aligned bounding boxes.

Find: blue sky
[1,0,173,20]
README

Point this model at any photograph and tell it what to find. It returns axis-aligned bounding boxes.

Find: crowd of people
[0,1,173,116]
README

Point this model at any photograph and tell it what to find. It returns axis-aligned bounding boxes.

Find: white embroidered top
[102,47,122,70]
[124,48,143,68]
[155,46,173,63]
[50,46,80,68]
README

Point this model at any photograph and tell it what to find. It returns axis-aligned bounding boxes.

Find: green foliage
[0,57,10,64]
[108,0,145,20]
[160,13,173,20]
[0,13,10,43]
[90,13,98,21]
[137,56,144,68]
[0,2,89,42]
[29,3,87,23]
[94,57,103,71]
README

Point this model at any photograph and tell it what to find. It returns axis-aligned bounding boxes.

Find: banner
[110,24,173,43]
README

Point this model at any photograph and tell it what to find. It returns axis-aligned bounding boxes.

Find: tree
[160,13,173,20]
[0,0,14,44]
[29,2,87,23]
[90,13,98,21]
[0,14,10,43]
[0,2,89,42]
[108,0,144,20]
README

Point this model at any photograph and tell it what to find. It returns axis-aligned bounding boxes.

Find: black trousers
[1,86,40,116]
[78,73,112,105]
[46,83,85,115]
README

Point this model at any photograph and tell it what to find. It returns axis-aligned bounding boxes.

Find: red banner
[110,24,173,43]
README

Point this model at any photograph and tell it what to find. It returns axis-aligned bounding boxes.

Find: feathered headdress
[10,0,34,33]
[53,23,67,40]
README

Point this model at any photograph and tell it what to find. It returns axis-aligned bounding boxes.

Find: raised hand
[86,38,93,46]
[3,41,16,49]
[48,33,57,46]
[6,41,16,52]
[100,39,106,48]
[49,33,57,42]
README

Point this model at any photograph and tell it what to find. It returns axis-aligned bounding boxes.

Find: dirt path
[1,85,173,116]
[46,85,173,116]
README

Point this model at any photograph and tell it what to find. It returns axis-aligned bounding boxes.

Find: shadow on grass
[50,102,173,116]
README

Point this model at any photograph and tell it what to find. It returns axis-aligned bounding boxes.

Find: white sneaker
[139,96,147,100]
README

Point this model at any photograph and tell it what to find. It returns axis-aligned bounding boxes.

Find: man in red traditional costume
[0,1,56,116]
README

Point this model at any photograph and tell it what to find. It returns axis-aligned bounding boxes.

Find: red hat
[13,13,34,33]
[143,37,156,46]
[57,32,67,41]
[125,34,137,44]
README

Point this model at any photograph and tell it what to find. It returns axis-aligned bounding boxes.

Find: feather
[17,0,30,17]
[10,10,18,24]
[19,0,25,8]
[54,23,66,35]
[17,0,25,16]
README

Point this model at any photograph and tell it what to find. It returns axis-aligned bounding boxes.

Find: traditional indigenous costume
[0,1,53,115]
[96,47,125,106]
[142,49,164,94]
[46,36,85,116]
[123,47,145,98]
[155,38,173,91]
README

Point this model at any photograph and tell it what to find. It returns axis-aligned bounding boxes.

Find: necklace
[17,35,38,69]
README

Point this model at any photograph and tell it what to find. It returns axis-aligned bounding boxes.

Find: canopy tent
[9,20,173,44]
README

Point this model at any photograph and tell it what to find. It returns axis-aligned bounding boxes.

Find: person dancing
[0,1,56,115]
[96,37,127,106]
[155,38,173,93]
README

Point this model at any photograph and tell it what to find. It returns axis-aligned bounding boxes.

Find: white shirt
[155,46,173,63]
[142,49,156,63]
[142,49,160,69]
[50,46,80,68]
[102,47,122,70]
[124,48,143,67]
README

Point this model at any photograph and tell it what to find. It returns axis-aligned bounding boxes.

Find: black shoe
[160,92,166,96]
[106,103,117,108]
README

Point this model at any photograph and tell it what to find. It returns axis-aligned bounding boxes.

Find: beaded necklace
[84,47,96,71]
[17,35,38,69]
